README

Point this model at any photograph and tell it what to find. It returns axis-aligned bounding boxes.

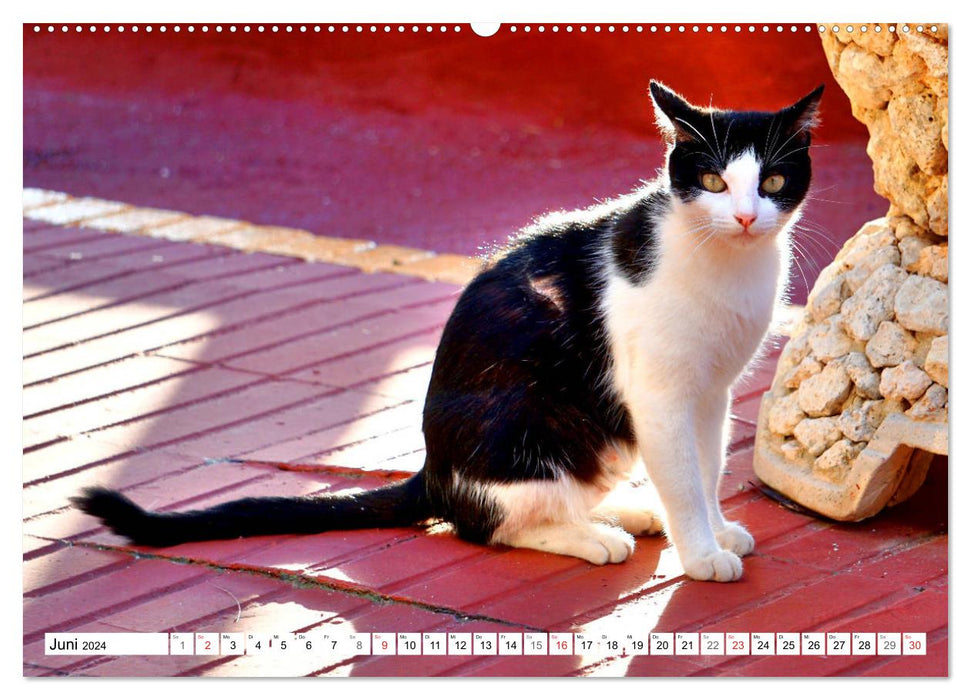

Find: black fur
[650,81,822,212]
[73,80,822,550]
[71,475,430,547]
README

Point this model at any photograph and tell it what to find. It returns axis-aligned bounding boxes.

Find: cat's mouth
[726,228,768,246]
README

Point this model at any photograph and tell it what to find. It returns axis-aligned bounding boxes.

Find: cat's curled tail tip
[71,486,141,517]
[71,487,151,542]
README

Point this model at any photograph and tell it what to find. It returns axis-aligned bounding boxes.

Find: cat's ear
[781,84,825,135]
[649,80,701,144]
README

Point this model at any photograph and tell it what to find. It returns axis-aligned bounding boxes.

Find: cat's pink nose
[734,213,757,229]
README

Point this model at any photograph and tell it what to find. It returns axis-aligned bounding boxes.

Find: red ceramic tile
[607,556,818,635]
[22,448,203,520]
[53,577,294,677]
[720,446,759,500]
[23,366,261,448]
[711,572,908,642]
[67,380,332,455]
[21,214,946,679]
[238,399,420,464]
[150,247,305,283]
[394,548,583,613]
[201,258,354,291]
[721,495,817,545]
[94,571,286,633]
[22,226,117,253]
[24,218,64,232]
[312,423,427,472]
[23,543,132,597]
[474,543,675,629]
[286,327,441,388]
[214,294,455,376]
[232,528,417,575]
[22,432,142,486]
[23,253,71,276]
[35,231,169,260]
[24,272,197,330]
[23,244,223,302]
[23,354,197,417]
[150,277,427,364]
[155,300,392,369]
[165,387,399,460]
[23,557,211,640]
[312,530,491,594]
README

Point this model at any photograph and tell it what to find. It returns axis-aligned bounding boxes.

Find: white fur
[598,152,797,581]
[472,152,797,580]
[700,150,784,238]
[476,443,649,565]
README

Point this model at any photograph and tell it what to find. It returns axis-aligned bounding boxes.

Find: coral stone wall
[754,25,947,517]
[822,25,948,237]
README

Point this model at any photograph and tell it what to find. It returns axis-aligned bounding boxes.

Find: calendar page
[22,11,948,681]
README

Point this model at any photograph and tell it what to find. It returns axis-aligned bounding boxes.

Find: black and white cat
[73,80,822,582]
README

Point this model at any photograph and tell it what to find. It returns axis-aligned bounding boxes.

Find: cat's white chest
[602,235,784,402]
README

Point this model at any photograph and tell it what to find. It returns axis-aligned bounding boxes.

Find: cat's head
[649,80,823,247]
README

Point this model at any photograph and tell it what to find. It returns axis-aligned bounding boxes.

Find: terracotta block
[147,215,246,241]
[23,187,70,210]
[206,225,375,264]
[329,244,435,273]
[393,253,483,285]
[26,197,129,225]
[80,207,189,234]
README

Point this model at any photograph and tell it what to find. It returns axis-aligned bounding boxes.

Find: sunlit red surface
[23,24,945,677]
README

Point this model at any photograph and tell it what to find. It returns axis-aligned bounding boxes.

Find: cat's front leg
[632,401,743,582]
[696,389,755,557]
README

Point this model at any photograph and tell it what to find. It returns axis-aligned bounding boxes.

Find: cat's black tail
[70,472,431,548]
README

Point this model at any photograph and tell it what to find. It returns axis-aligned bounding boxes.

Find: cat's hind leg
[474,477,635,565]
[591,481,665,537]
[496,521,634,565]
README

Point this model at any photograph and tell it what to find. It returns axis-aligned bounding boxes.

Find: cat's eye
[761,174,786,194]
[700,172,727,193]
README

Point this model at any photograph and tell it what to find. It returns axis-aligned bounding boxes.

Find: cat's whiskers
[723,118,735,159]
[675,117,723,166]
[792,223,838,257]
[764,114,784,165]
[710,108,727,165]
[801,183,846,205]
[667,218,717,244]
[790,223,840,273]
[784,236,814,298]
[684,223,721,261]
[767,123,808,164]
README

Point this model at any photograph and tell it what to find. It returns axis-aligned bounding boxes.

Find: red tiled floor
[21,222,947,678]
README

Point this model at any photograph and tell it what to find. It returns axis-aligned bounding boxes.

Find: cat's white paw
[598,506,664,536]
[580,524,636,565]
[715,522,755,556]
[622,509,664,536]
[682,549,744,582]
[497,521,634,564]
